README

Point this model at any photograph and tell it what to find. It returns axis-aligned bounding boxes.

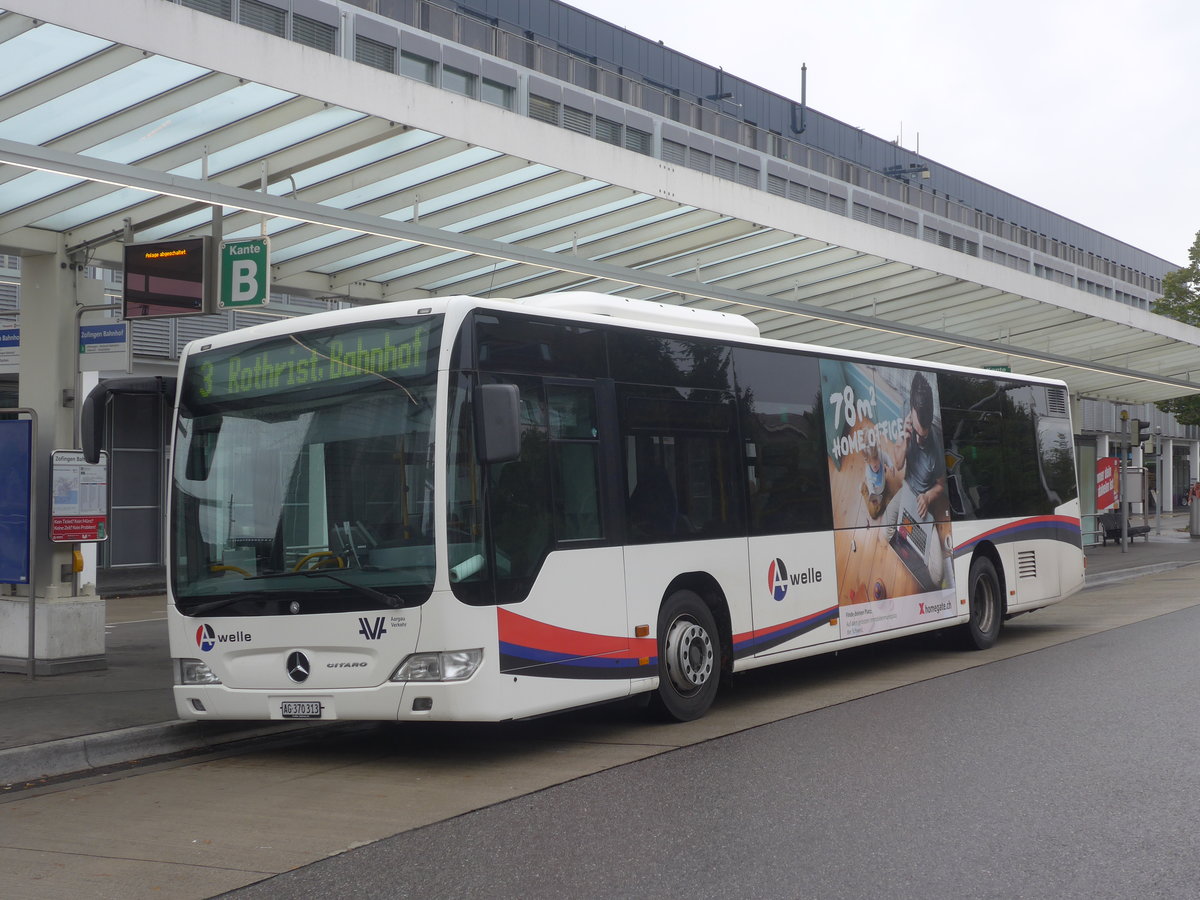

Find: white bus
[84,293,1085,722]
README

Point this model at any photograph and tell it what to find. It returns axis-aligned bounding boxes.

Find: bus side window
[547,385,603,542]
[619,390,742,542]
[732,346,831,535]
[489,381,552,579]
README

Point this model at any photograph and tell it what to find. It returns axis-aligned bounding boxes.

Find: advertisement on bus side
[819,360,958,638]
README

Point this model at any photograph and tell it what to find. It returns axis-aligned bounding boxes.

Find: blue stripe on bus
[732,605,840,657]
[954,515,1082,556]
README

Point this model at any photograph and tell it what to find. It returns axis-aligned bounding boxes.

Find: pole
[1155,426,1163,535]
[1120,412,1129,553]
[73,301,121,600]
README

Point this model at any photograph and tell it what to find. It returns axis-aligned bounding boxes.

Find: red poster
[1095,457,1119,511]
[51,516,107,543]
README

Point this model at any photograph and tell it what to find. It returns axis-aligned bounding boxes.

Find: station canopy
[2,2,1199,405]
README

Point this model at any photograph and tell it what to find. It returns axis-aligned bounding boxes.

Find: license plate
[280,700,323,719]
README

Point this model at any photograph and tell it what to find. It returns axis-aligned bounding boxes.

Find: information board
[0,419,32,583]
[123,237,211,318]
[50,449,109,543]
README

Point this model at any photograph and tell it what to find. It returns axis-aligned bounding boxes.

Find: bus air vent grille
[1017,550,1038,579]
[1046,387,1069,417]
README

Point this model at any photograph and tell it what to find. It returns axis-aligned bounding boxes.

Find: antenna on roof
[790,63,808,135]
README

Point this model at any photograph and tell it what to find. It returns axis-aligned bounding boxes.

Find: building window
[481,78,514,109]
[356,35,396,72]
[736,165,758,189]
[563,106,593,136]
[528,94,560,126]
[400,51,436,85]
[239,0,285,36]
[595,117,621,145]
[625,126,653,156]
[293,15,337,53]
[182,0,231,18]
[442,66,476,97]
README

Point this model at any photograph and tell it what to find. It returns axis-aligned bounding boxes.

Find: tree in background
[1154,230,1200,425]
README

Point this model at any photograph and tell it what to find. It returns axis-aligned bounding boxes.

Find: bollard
[1191,500,1200,538]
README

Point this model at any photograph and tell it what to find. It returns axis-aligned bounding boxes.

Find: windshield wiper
[182,570,406,616]
[184,590,275,617]
[296,570,405,609]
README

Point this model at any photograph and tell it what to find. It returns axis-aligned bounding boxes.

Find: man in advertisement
[820,360,955,637]
[881,371,948,590]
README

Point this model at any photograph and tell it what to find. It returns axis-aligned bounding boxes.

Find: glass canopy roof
[0,4,1196,404]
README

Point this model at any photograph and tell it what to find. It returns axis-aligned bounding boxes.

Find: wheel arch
[967,540,1008,617]
[663,571,733,675]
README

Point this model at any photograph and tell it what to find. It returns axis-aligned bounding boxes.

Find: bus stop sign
[219,238,270,309]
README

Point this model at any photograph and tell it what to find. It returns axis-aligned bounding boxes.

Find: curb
[1084,560,1198,590]
[0,719,341,789]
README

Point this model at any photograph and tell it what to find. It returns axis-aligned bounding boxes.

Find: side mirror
[474,383,521,464]
[81,376,177,464]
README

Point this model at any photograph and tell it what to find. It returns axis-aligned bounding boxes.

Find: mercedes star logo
[286,650,311,683]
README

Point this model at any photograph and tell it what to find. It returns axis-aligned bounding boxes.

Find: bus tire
[651,589,720,721]
[960,556,1003,650]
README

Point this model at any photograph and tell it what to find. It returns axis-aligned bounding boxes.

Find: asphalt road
[6,569,1199,900]
[221,602,1200,900]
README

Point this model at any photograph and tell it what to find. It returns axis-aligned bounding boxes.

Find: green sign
[219,238,270,309]
[983,365,1012,372]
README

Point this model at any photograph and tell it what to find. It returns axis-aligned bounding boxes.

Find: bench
[1098,511,1150,545]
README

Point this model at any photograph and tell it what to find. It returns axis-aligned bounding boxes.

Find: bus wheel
[961,556,1003,650]
[652,590,720,721]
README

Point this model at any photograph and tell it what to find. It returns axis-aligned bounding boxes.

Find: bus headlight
[391,649,483,682]
[177,658,222,685]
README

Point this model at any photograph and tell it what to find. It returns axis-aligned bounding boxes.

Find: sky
[566,0,1198,266]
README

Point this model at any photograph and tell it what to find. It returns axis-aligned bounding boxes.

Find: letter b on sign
[219,238,270,309]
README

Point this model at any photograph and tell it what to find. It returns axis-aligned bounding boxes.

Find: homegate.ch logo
[358,616,387,640]
[195,624,252,652]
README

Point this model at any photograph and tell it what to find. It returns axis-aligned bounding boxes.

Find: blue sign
[0,328,18,374]
[0,419,32,584]
[80,323,128,348]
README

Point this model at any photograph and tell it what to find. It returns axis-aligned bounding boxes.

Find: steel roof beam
[0,44,144,122]
[2,136,1196,399]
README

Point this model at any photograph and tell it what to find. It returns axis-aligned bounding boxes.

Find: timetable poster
[50,450,109,542]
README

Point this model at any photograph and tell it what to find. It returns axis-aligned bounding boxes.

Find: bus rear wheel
[651,590,720,721]
[961,556,1003,650]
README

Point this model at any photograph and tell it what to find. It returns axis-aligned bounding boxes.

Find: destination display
[185,319,441,406]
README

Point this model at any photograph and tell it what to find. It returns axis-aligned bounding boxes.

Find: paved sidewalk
[2,512,1196,789]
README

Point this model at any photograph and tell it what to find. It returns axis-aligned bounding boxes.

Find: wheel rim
[972,571,996,633]
[663,616,714,695]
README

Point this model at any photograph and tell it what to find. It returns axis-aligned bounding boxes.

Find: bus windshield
[171,317,441,616]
